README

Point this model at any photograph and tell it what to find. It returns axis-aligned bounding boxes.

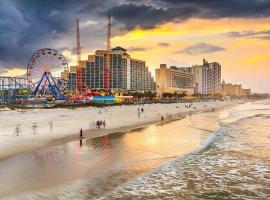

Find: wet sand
[0,101,240,161]
[0,107,228,199]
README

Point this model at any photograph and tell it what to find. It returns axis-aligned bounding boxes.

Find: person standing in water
[80,129,83,138]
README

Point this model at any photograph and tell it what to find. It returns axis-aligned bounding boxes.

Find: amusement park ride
[0,16,118,105]
[104,15,111,91]
[26,48,68,100]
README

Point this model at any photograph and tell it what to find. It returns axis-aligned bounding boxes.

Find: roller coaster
[0,76,28,104]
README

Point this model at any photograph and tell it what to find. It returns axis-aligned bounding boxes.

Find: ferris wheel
[26,48,69,98]
[27,48,68,86]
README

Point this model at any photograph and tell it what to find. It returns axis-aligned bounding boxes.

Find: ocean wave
[99,125,230,200]
[100,102,270,200]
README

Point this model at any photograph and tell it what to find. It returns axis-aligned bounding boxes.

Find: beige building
[181,59,221,95]
[241,88,251,96]
[221,80,251,97]
[60,69,69,80]
[155,64,194,97]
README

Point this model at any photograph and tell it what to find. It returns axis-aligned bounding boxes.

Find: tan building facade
[241,88,251,96]
[155,64,194,97]
[221,80,251,97]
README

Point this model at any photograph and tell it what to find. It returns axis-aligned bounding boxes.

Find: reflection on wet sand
[0,111,221,199]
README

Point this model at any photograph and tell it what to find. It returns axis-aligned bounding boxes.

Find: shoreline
[0,101,241,161]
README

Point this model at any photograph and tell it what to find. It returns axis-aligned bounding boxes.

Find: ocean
[102,100,270,199]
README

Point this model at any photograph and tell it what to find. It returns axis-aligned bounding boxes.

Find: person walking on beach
[15,125,20,136]
[80,129,83,138]
[49,121,53,132]
[103,120,106,129]
[161,115,164,124]
[32,123,38,134]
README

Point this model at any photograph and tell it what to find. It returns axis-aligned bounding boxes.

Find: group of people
[80,120,106,138]
[137,107,145,118]
[185,104,192,108]
[88,120,107,130]
[96,120,106,129]
[137,107,144,113]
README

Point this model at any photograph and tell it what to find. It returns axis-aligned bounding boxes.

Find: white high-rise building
[191,65,206,94]
[191,59,221,95]
[206,61,221,94]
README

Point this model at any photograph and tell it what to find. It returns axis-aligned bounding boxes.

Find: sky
[0,0,270,93]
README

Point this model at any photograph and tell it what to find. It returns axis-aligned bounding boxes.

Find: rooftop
[111,46,127,51]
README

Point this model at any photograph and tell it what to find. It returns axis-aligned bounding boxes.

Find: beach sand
[0,100,241,160]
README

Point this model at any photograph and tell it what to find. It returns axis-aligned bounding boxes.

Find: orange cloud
[0,68,26,77]
[245,53,270,64]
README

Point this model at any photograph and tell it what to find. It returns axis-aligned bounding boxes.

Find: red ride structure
[104,15,111,91]
[76,19,83,93]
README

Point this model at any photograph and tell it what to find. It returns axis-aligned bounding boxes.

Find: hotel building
[67,66,77,91]
[155,64,195,96]
[67,47,156,92]
[191,59,221,95]
[221,80,251,97]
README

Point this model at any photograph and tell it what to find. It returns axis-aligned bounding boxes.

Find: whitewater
[102,100,270,200]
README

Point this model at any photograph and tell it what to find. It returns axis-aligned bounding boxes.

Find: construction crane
[76,19,82,93]
[104,15,111,91]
